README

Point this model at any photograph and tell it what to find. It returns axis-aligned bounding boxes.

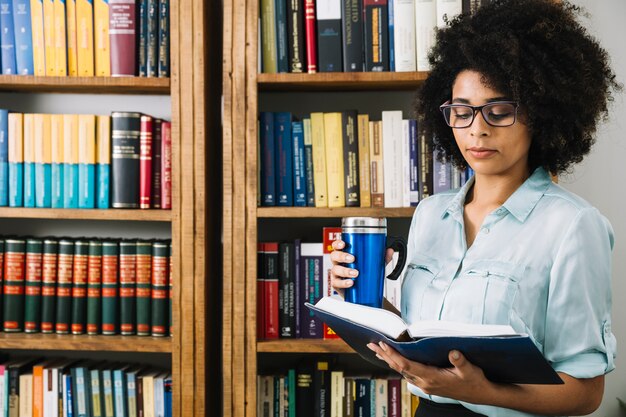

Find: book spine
[33,365,44,417]
[309,113,326,207]
[286,0,305,73]
[341,0,363,72]
[164,376,172,417]
[274,112,293,206]
[344,379,354,417]
[342,110,360,207]
[102,369,114,416]
[53,0,66,75]
[30,0,45,75]
[40,239,58,333]
[90,369,102,417]
[259,112,276,206]
[0,109,8,206]
[168,241,172,336]
[151,241,168,336]
[139,115,153,209]
[408,119,418,206]
[66,0,77,75]
[3,238,25,332]
[146,0,158,76]
[436,0,461,28]
[119,240,137,335]
[96,115,111,209]
[388,0,394,71]
[70,240,89,334]
[260,0,277,73]
[291,121,306,207]
[23,113,35,207]
[55,239,73,333]
[138,0,147,75]
[264,242,279,339]
[43,0,55,75]
[135,239,152,335]
[150,119,162,208]
[433,153,451,194]
[314,361,330,417]
[157,0,169,76]
[300,245,323,338]
[86,240,102,335]
[136,372,143,417]
[160,121,171,209]
[302,118,315,207]
[357,114,371,207]
[388,379,401,417]
[278,242,294,338]
[363,0,389,71]
[63,114,79,209]
[382,110,403,207]
[94,0,110,75]
[257,243,265,339]
[393,0,416,72]
[0,240,3,327]
[76,0,94,75]
[109,0,137,76]
[101,241,119,335]
[24,238,43,333]
[321,227,340,339]
[78,114,96,209]
[8,113,23,207]
[402,119,411,207]
[113,370,127,417]
[303,0,316,73]
[13,0,34,74]
[111,112,141,208]
[323,112,344,208]
[0,0,17,74]
[354,379,371,417]
[414,0,435,71]
[51,114,64,208]
[274,0,288,73]
[126,372,137,417]
[316,0,341,72]
[418,127,432,199]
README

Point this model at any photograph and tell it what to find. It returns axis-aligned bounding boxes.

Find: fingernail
[346,280,354,287]
[338,241,345,248]
[452,351,460,360]
[379,342,387,351]
[345,255,354,262]
[350,270,358,277]
[367,343,376,350]
[376,354,384,360]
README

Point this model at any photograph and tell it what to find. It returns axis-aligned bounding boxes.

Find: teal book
[35,113,52,207]
[23,114,35,207]
[0,109,8,206]
[8,113,23,207]
[96,115,110,208]
[78,115,96,208]
[51,114,64,208]
[113,366,128,417]
[63,114,79,208]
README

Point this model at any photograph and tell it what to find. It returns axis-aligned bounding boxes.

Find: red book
[151,119,162,208]
[304,0,317,73]
[257,243,265,339]
[161,121,172,209]
[109,0,137,75]
[263,242,279,339]
[322,227,341,339]
[139,115,153,209]
[388,378,402,417]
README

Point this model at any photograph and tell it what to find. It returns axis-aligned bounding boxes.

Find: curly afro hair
[416,0,621,174]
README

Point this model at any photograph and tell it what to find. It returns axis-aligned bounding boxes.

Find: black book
[296,363,314,417]
[275,0,289,73]
[146,0,159,76]
[111,112,142,208]
[342,110,360,207]
[316,0,342,72]
[286,0,306,73]
[158,0,170,77]
[418,125,433,199]
[363,0,389,72]
[341,0,364,72]
[278,242,295,338]
[313,360,331,417]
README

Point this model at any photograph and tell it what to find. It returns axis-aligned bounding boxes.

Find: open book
[306,297,563,385]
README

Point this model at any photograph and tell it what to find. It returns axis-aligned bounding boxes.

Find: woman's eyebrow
[451,96,510,104]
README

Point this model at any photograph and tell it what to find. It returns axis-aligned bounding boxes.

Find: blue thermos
[341,217,407,308]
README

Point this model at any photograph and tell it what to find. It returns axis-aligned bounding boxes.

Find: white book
[18,374,33,417]
[382,111,404,208]
[154,371,167,417]
[402,120,411,207]
[330,371,344,417]
[374,378,388,417]
[310,113,328,207]
[0,365,5,417]
[43,365,60,417]
[393,0,417,71]
[415,0,437,71]
[436,0,462,28]
[400,380,411,417]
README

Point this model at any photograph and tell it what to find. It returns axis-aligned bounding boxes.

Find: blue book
[96,116,110,209]
[97,164,109,208]
[388,0,395,71]
[259,112,276,206]
[274,112,293,206]
[408,119,419,206]
[274,0,288,73]
[23,161,35,206]
[51,163,63,206]
[433,151,451,194]
[302,119,315,207]
[291,121,306,207]
[65,373,74,417]
[125,367,141,416]
[113,367,128,417]
[164,374,172,417]
[12,0,33,74]
[0,0,17,74]
[306,298,563,385]
[89,367,103,417]
[0,109,8,206]
[64,163,78,208]
[71,365,90,417]
[35,161,51,207]
[78,163,95,208]
[78,115,96,209]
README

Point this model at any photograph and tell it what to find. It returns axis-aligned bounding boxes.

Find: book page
[407,321,517,338]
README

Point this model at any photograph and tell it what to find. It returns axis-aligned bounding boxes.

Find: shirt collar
[443,167,552,223]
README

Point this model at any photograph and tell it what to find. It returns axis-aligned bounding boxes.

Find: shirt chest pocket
[401,254,441,322]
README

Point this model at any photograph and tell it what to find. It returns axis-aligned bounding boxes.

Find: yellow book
[8,114,23,163]
[78,114,96,164]
[54,0,67,75]
[63,114,79,165]
[30,0,46,75]
[23,114,35,165]
[357,114,371,207]
[34,114,52,164]
[96,115,110,164]
[309,112,327,207]
[66,0,78,75]
[323,112,345,208]
[43,0,55,75]
[51,115,64,164]
[369,120,384,207]
[76,0,94,75]
[93,0,110,75]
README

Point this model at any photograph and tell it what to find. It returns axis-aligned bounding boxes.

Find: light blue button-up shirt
[401,167,616,417]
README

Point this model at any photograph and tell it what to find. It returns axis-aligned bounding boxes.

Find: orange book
[43,0,55,75]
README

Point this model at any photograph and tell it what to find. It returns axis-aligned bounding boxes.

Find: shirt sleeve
[544,207,616,378]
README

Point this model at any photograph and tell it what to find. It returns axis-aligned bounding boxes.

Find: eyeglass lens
[443,103,516,127]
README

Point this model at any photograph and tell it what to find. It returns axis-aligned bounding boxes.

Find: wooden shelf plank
[257,207,416,218]
[257,339,355,354]
[0,333,172,352]
[0,208,172,222]
[258,72,428,91]
[0,76,170,94]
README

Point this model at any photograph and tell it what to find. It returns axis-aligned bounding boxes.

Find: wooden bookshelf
[0,333,172,353]
[0,208,173,221]
[257,207,416,218]
[258,72,428,91]
[257,339,354,354]
[0,76,170,94]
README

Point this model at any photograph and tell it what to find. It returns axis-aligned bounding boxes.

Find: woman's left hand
[367,342,495,403]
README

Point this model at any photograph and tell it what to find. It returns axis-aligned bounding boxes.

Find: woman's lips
[468,148,497,159]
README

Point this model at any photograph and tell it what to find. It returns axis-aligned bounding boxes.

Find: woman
[331,1,620,416]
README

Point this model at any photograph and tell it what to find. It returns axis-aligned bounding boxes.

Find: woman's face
[450,70,532,179]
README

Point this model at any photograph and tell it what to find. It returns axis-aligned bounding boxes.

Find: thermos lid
[341,217,387,228]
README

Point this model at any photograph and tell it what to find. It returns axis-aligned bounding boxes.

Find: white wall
[561,1,626,416]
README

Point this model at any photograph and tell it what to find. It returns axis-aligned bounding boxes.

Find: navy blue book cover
[306,302,563,385]
[260,112,276,206]
[274,112,293,206]
[274,0,288,72]
[291,120,307,207]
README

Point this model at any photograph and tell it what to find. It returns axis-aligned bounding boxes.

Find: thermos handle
[385,236,407,281]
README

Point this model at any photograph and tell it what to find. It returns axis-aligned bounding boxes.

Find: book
[55,239,73,333]
[414,0,436,71]
[139,115,153,209]
[309,112,326,207]
[66,0,77,74]
[146,0,157,76]
[260,0,277,73]
[8,113,23,207]
[111,112,141,208]
[51,114,64,208]
[70,240,89,334]
[138,0,147,75]
[274,0,288,73]
[303,0,316,73]
[0,109,8,206]
[109,0,137,76]
[78,114,96,209]
[30,0,45,75]
[436,0,461,28]
[151,118,162,208]
[63,114,79,209]
[299,242,323,338]
[160,121,171,209]
[86,240,103,335]
[0,0,17,74]
[157,0,169,76]
[150,241,169,336]
[24,238,43,333]
[302,118,315,207]
[340,0,363,72]
[96,115,111,209]
[316,0,341,72]
[382,110,403,207]
[274,112,293,206]
[259,112,276,206]
[291,120,306,207]
[357,114,371,208]
[278,242,295,338]
[135,239,151,336]
[323,112,344,208]
[13,0,34,74]
[23,113,35,207]
[101,240,119,335]
[119,240,137,335]
[341,110,359,207]
[42,0,54,75]
[392,0,416,72]
[363,0,389,72]
[286,0,305,73]
[40,238,58,333]
[306,297,564,384]
[76,0,95,75]
[94,0,110,75]
[53,0,66,75]
[262,242,279,339]
[3,238,26,332]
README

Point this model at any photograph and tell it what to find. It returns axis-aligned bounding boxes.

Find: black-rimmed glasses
[439,101,519,128]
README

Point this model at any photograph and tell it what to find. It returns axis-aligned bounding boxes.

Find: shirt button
[483,228,490,234]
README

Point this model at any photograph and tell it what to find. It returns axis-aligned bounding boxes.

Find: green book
[55,239,74,334]
[119,240,137,335]
[260,0,278,73]
[70,240,89,334]
[135,240,152,336]
[102,240,119,335]
[24,238,43,333]
[150,241,169,336]
[3,238,25,332]
[40,239,59,333]
[86,240,103,335]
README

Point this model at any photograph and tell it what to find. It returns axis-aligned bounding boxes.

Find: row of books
[0,0,170,77]
[258,111,473,209]
[0,237,172,336]
[260,0,489,74]
[0,357,172,417]
[258,362,418,417]
[0,110,172,210]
